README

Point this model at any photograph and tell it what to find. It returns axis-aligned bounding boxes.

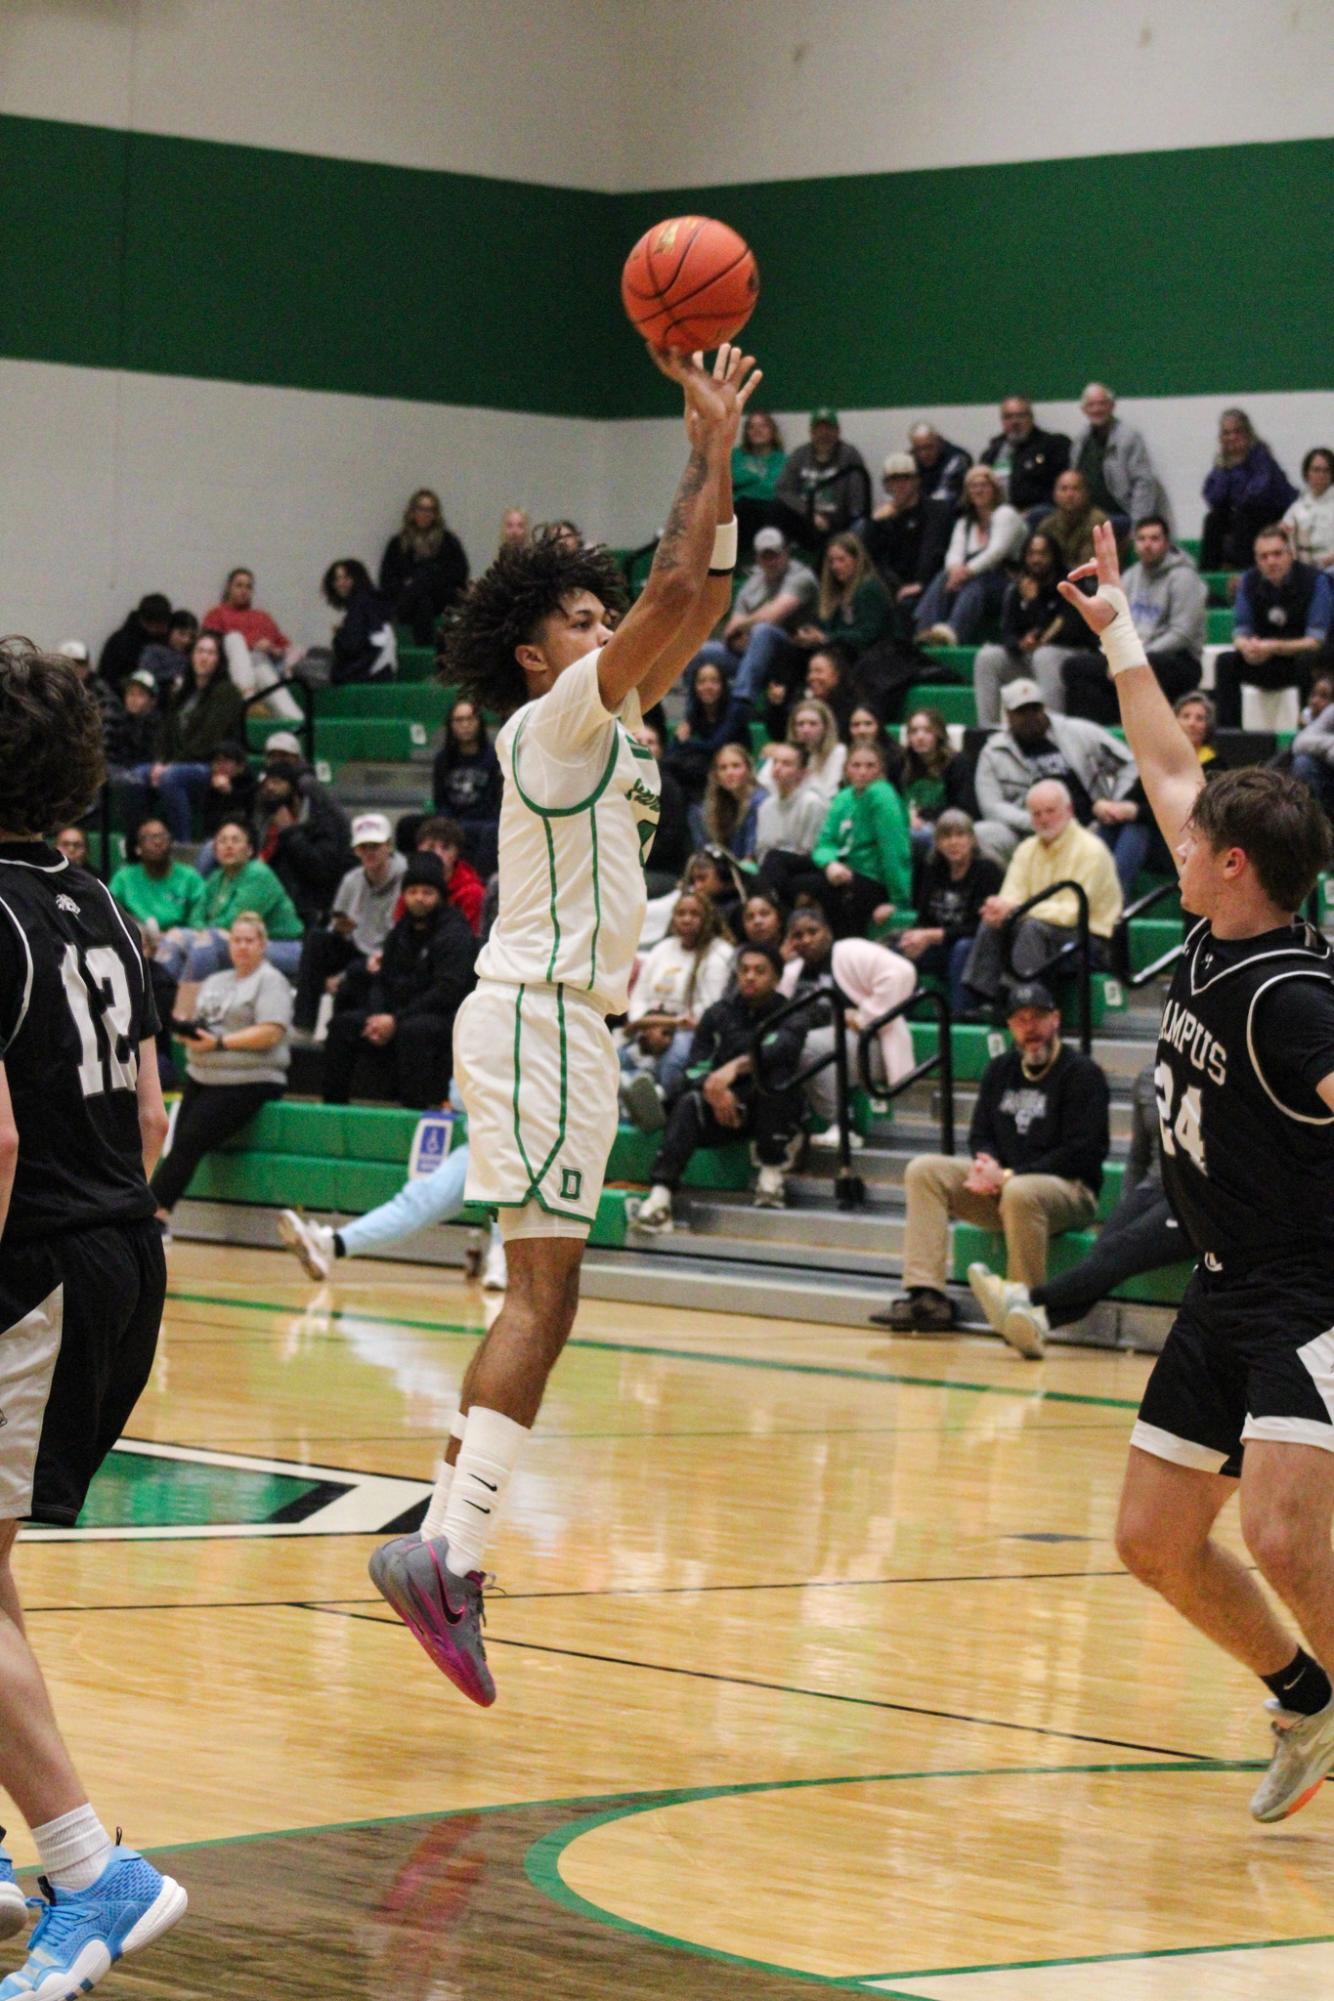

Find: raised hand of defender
[1057,519,1125,635]
[648,341,762,448]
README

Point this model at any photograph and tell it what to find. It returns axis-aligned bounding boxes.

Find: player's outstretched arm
[597,343,761,716]
[1057,521,1204,861]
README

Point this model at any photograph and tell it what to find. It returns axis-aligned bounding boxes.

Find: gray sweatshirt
[755,784,826,860]
[190,962,293,1086]
[1292,700,1334,766]
[1069,417,1170,525]
[975,715,1137,836]
[1122,548,1207,660]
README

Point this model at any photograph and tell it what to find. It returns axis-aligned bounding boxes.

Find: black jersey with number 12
[0,845,159,1244]
[1155,916,1334,1269]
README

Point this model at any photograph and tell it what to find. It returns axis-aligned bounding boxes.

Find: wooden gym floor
[9,1240,1334,1998]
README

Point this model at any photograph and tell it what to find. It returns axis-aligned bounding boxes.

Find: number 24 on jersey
[1155,1060,1207,1175]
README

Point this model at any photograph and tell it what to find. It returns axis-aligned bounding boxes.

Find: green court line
[521,1760,1271,1994]
[860,1930,1334,1983]
[163,1288,1143,1411]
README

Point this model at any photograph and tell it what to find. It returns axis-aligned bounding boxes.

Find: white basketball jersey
[475,649,661,1015]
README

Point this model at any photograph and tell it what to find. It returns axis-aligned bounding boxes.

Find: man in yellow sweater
[961,778,1122,1015]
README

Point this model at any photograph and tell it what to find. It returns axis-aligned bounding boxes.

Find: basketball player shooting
[1061,522,1334,1821]
[369,341,761,1704]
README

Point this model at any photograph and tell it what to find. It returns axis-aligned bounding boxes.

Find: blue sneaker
[0,1833,26,1941]
[0,1844,186,1998]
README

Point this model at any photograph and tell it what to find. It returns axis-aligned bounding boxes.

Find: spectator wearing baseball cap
[681,525,821,717]
[874,980,1109,1335]
[859,454,954,608]
[774,409,871,552]
[321,849,478,1108]
[971,680,1137,866]
[103,668,163,829]
[292,812,407,1034]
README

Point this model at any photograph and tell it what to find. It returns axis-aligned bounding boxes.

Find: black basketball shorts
[0,1218,166,1526]
[1133,1259,1334,1479]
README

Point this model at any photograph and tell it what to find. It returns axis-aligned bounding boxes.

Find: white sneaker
[632,1185,674,1233]
[482,1237,509,1291]
[1002,1298,1049,1360]
[1250,1695,1334,1821]
[968,1261,1023,1332]
[808,1124,864,1151]
[752,1164,787,1209]
[278,1208,334,1281]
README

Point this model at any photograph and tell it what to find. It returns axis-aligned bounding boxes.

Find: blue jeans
[1100,820,1152,899]
[152,762,211,841]
[914,566,1008,643]
[1292,753,1334,818]
[730,622,807,704]
[919,935,975,1016]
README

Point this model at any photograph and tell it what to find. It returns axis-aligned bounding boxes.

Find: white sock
[440,1405,529,1576]
[422,1409,468,1540]
[33,1805,114,1892]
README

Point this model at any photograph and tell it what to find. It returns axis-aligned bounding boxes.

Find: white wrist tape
[709,518,738,574]
[1097,585,1149,675]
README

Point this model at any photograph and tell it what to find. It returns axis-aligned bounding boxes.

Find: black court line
[307,1604,1213,1762]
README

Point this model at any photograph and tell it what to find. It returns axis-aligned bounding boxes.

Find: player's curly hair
[440,529,628,716]
[0,638,106,835]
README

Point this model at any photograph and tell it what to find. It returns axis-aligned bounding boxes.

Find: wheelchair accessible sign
[408,1110,463,1179]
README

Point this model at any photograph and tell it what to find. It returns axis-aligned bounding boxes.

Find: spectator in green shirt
[783,742,913,937]
[794,534,894,662]
[162,815,304,1005]
[110,819,206,935]
[731,408,788,551]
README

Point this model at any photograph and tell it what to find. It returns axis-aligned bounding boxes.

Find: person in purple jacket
[1201,409,1298,570]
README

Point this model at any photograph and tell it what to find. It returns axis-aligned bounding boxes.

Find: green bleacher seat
[1201,570,1235,606]
[1128,917,1182,975]
[921,645,978,681]
[950,1219,1193,1306]
[315,685,446,724]
[1177,537,1201,560]
[903,683,977,726]
[398,646,438,682]
[247,715,430,764]
[1205,607,1234,645]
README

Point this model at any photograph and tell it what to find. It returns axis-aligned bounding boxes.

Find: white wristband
[1097,586,1149,676]
[709,518,738,574]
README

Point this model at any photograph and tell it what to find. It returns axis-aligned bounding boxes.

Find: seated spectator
[873,981,1108,1332]
[915,467,1025,645]
[908,423,972,507]
[413,815,487,936]
[103,667,162,827]
[1282,447,1334,571]
[59,640,119,737]
[801,646,856,738]
[54,826,88,866]
[110,819,205,936]
[731,409,788,547]
[978,397,1070,515]
[138,609,198,692]
[973,681,1136,864]
[322,854,476,1107]
[786,742,912,937]
[98,592,171,691]
[202,565,293,671]
[150,629,247,840]
[1096,695,1222,896]
[1289,677,1334,818]
[896,809,1004,1015]
[961,780,1123,1014]
[700,743,767,858]
[774,408,871,548]
[860,454,953,612]
[1214,526,1334,728]
[969,1062,1180,1357]
[632,719,690,892]
[848,704,906,788]
[900,706,977,853]
[632,942,810,1228]
[1176,690,1225,774]
[740,888,786,949]
[164,816,304,999]
[150,914,292,1224]
[688,527,820,706]
[254,768,354,927]
[378,489,469,645]
[198,739,260,865]
[666,658,751,804]
[973,532,1089,723]
[432,695,503,876]
[1201,409,1298,571]
[622,889,735,1123]
[1036,469,1108,572]
[1062,516,1206,723]
[499,507,531,549]
[795,535,894,669]
[321,560,397,682]
[1070,382,1169,536]
[293,813,407,1032]
[775,699,846,809]
[779,908,915,1145]
[755,741,825,872]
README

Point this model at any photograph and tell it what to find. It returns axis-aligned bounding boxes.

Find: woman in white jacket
[914,466,1026,646]
[1282,447,1334,570]
[623,890,737,1116]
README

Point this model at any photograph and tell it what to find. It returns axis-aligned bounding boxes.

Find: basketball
[620,215,759,351]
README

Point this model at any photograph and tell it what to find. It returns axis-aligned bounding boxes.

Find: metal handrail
[856,986,957,1155]
[998,878,1093,1053]
[247,673,316,768]
[1115,876,1184,989]
[750,978,865,1210]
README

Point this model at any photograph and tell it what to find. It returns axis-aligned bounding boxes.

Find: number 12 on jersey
[60,944,138,1098]
[1155,1060,1207,1175]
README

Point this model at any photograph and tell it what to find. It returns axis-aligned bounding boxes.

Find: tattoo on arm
[653,448,713,574]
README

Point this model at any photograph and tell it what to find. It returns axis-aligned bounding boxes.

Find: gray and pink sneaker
[368,1534,496,1706]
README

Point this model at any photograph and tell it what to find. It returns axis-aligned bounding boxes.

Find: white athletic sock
[440,1405,529,1577]
[422,1409,468,1540]
[33,1805,115,1892]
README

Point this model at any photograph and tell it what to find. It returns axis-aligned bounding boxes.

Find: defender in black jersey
[1060,526,1334,1825]
[0,642,185,1993]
